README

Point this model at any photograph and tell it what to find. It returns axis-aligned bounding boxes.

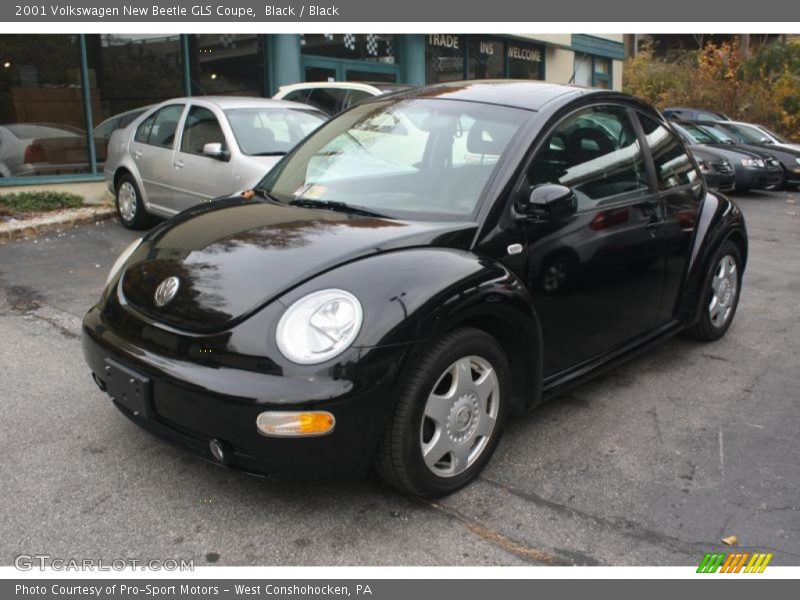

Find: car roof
[157,96,321,110]
[363,80,611,112]
[277,81,392,95]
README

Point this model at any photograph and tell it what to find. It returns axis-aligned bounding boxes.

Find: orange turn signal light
[256,411,335,437]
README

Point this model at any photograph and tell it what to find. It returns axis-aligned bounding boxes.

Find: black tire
[684,240,743,342]
[374,327,511,498]
[115,173,149,230]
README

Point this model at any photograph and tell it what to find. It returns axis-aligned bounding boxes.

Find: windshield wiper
[251,187,283,204]
[289,198,387,218]
[251,151,288,156]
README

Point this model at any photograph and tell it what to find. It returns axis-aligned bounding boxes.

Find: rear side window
[148,105,184,149]
[638,114,700,191]
[134,114,156,143]
[526,105,650,210]
[307,88,348,115]
[180,106,226,156]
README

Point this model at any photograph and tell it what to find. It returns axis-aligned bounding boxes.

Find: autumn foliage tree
[624,38,800,140]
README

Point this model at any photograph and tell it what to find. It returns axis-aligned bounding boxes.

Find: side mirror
[202,142,230,161]
[519,184,577,220]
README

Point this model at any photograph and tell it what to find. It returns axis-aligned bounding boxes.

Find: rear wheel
[375,327,510,498]
[685,240,742,341]
[115,173,149,230]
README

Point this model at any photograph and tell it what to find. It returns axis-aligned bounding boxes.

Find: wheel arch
[449,310,544,415]
[677,191,748,327]
[280,247,546,414]
[113,165,150,210]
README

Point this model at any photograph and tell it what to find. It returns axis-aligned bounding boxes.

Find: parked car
[670,120,783,190]
[714,120,799,150]
[273,81,415,115]
[0,122,95,178]
[84,81,747,497]
[662,107,730,121]
[104,96,327,229]
[696,120,800,189]
[690,147,735,193]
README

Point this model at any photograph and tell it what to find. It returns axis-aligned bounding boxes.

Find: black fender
[677,191,748,326]
[279,248,544,414]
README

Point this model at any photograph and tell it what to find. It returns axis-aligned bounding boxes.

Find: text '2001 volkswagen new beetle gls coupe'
[83,81,747,498]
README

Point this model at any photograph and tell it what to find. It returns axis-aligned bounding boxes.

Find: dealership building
[0,33,624,194]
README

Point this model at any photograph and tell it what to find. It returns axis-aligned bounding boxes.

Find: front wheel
[375,327,510,498]
[685,240,742,341]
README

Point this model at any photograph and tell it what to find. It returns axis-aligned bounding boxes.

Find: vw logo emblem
[154,276,180,307]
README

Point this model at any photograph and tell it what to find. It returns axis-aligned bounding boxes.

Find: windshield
[225,107,326,156]
[675,123,718,145]
[718,123,769,144]
[257,98,528,220]
[687,123,734,144]
[757,125,789,144]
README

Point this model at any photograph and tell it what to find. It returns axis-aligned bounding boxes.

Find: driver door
[496,104,666,377]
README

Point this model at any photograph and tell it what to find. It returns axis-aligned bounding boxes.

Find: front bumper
[82,306,409,480]
[734,166,783,190]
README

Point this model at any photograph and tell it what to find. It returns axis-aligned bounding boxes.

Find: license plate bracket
[104,358,152,418]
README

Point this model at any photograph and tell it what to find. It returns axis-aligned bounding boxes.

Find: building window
[426,34,464,83]
[574,53,611,89]
[467,38,504,79]
[0,35,92,179]
[188,34,265,96]
[84,34,185,170]
[301,34,396,64]
[506,41,544,80]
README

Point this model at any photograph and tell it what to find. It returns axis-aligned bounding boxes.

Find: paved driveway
[1,191,798,566]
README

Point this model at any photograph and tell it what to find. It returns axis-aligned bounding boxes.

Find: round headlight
[106,237,142,286]
[276,289,363,365]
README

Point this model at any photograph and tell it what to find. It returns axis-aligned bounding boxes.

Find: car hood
[120,197,476,332]
[696,143,770,163]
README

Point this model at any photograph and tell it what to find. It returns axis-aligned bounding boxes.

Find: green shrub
[0,191,84,213]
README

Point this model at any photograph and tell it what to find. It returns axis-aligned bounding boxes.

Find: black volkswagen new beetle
[84,81,747,497]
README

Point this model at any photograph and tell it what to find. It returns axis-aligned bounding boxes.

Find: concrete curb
[0,206,116,245]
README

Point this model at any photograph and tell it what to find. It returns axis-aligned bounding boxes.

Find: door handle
[133,149,143,159]
[174,160,184,169]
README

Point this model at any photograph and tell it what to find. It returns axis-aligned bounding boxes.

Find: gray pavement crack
[479,476,702,558]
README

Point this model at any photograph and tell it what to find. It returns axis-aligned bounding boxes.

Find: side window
[148,104,184,149]
[343,89,373,111]
[180,106,226,156]
[307,88,347,115]
[638,114,700,190]
[526,105,650,210]
[134,113,156,143]
[282,89,310,104]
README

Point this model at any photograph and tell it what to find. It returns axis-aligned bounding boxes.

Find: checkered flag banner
[343,33,356,51]
[366,34,378,56]
[386,36,394,58]
[324,33,335,41]
[218,34,236,49]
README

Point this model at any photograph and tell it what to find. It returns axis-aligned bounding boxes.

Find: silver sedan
[104,96,327,229]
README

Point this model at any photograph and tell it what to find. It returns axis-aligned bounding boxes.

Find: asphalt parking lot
[1,190,799,567]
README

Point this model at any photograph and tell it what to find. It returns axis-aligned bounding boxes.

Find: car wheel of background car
[374,326,510,498]
[685,240,742,341]
[115,174,149,230]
